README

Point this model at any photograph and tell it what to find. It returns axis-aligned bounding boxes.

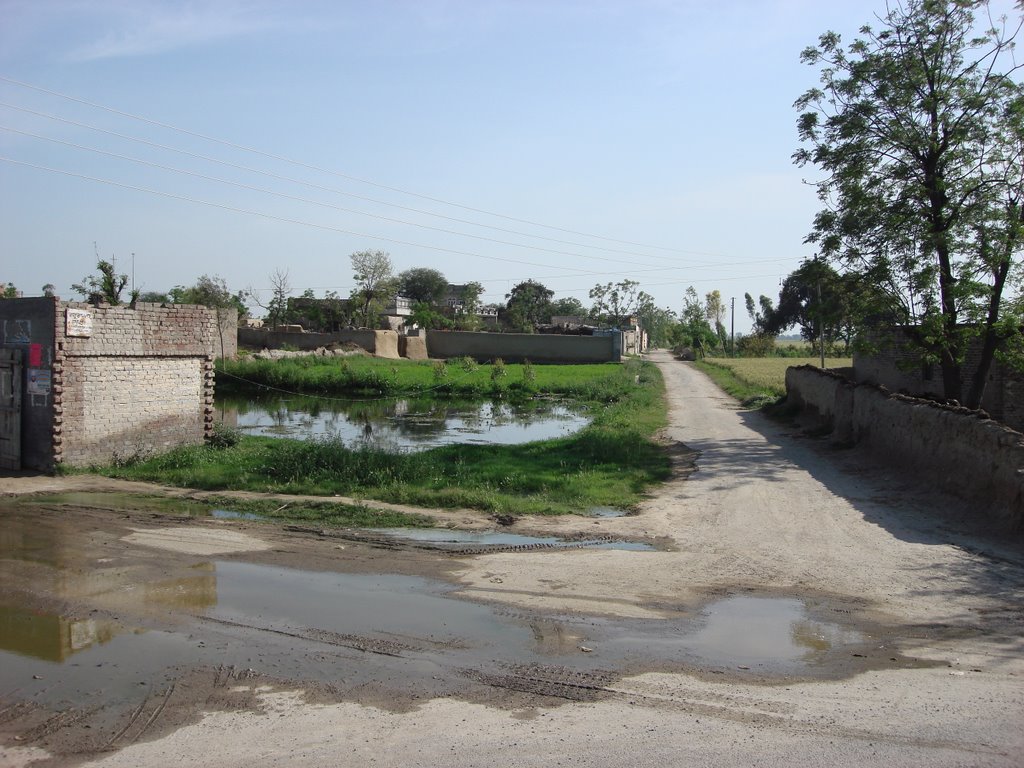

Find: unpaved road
[1,352,1022,767]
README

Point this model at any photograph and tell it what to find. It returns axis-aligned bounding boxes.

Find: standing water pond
[215,393,590,450]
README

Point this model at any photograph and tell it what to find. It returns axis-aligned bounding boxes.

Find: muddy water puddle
[0,501,930,729]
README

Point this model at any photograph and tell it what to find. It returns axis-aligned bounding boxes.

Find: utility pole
[730,297,735,357]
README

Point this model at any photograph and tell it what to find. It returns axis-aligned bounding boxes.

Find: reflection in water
[686,596,864,664]
[215,394,589,450]
[0,511,218,663]
[0,605,118,662]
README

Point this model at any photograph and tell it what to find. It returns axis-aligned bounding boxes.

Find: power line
[0,124,687,271]
[0,74,720,256]
[0,100,708,265]
[0,155,614,274]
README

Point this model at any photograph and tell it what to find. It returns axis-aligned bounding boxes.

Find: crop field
[698,357,852,399]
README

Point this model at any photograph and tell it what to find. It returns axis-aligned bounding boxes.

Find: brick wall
[53,302,216,467]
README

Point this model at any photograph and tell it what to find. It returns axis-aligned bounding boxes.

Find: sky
[1,0,1017,331]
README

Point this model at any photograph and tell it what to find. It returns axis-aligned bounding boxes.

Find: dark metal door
[0,348,22,470]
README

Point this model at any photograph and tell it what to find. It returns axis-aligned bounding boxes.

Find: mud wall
[854,329,1023,432]
[55,301,217,468]
[786,365,1024,528]
[239,327,620,363]
[424,330,619,363]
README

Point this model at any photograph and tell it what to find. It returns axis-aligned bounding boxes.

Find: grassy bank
[217,355,639,401]
[695,357,851,407]
[97,359,669,518]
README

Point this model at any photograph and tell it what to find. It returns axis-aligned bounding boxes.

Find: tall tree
[705,290,728,348]
[397,267,448,304]
[794,0,1024,407]
[588,279,650,328]
[503,279,554,332]
[350,250,395,328]
[72,260,135,305]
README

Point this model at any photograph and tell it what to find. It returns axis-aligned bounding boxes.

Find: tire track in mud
[200,615,416,657]
[281,525,652,556]
[103,683,175,749]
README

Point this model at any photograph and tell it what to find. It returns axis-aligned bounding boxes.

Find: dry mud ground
[1,351,1022,767]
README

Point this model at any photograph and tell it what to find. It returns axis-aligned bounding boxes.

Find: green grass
[97,359,670,518]
[695,357,852,407]
[217,355,639,401]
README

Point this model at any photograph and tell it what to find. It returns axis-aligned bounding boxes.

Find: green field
[695,357,851,405]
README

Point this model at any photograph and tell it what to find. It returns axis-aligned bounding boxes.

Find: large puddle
[215,393,590,450]
[0,502,933,721]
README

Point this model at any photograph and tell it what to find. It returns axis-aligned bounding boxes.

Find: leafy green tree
[794,0,1024,407]
[407,301,452,330]
[452,281,485,330]
[72,260,136,305]
[679,286,717,355]
[170,274,247,316]
[41,283,55,298]
[550,296,587,318]
[705,290,728,348]
[137,290,171,303]
[503,279,554,332]
[397,267,448,305]
[2,282,18,298]
[588,279,650,328]
[350,250,396,328]
[639,304,679,348]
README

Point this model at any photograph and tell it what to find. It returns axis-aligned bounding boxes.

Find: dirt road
[1,352,1022,767]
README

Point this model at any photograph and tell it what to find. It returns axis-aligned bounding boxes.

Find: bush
[208,423,242,448]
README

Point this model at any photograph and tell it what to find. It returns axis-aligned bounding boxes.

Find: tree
[397,267,448,305]
[794,0,1024,408]
[452,281,485,330]
[680,286,717,355]
[245,269,292,328]
[2,283,18,298]
[72,260,135,305]
[550,296,587,318]
[588,279,650,328]
[705,290,728,348]
[41,284,55,298]
[170,274,247,318]
[350,250,395,328]
[503,279,554,332]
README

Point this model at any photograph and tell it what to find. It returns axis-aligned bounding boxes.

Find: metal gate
[0,348,22,470]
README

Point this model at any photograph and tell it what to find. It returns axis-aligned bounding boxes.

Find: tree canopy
[72,260,135,306]
[397,267,448,305]
[503,279,554,332]
[350,250,396,328]
[794,0,1024,407]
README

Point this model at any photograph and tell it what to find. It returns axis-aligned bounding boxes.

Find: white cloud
[64,0,283,61]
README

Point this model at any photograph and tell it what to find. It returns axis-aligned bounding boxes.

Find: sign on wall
[66,308,93,337]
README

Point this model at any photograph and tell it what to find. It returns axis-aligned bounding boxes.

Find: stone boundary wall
[55,301,217,467]
[786,365,1024,528]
